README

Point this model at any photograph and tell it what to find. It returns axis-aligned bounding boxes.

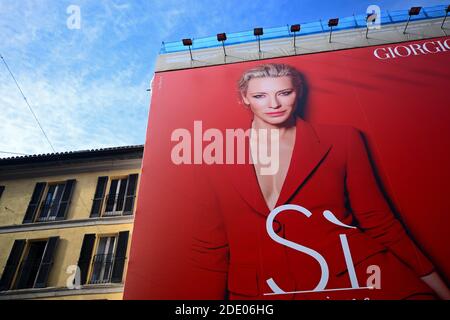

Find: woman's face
[242,76,297,126]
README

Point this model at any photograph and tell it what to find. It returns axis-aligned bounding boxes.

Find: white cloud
[0,66,148,155]
[0,0,151,157]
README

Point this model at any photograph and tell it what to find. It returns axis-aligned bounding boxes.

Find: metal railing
[88,254,127,284]
[36,202,59,222]
[89,254,115,284]
[103,194,125,217]
[160,4,449,54]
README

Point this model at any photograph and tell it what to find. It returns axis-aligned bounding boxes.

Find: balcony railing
[89,254,115,284]
[88,254,127,284]
[36,203,59,222]
[103,194,125,217]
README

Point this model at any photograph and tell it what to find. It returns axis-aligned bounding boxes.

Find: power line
[0,53,56,153]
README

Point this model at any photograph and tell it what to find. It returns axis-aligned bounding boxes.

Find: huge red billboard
[124,36,450,300]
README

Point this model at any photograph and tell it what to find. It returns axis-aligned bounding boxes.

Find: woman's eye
[279,91,292,96]
[252,95,264,99]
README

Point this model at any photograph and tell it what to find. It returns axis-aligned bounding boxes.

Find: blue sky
[0,0,448,157]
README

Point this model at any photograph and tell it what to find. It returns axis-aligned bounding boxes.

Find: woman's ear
[241,93,250,106]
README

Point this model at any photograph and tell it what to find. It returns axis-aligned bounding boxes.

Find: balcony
[89,254,126,285]
[102,194,126,217]
[35,203,59,222]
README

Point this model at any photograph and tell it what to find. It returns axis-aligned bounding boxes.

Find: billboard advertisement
[124,36,450,300]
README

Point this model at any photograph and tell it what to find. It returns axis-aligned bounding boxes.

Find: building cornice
[0,158,142,180]
[0,216,134,234]
[0,284,124,300]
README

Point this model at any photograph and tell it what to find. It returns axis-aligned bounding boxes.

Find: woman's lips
[265,110,286,117]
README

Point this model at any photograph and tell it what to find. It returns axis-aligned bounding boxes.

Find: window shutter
[34,237,59,288]
[23,182,46,224]
[123,174,138,215]
[111,231,129,283]
[105,179,118,213]
[116,179,128,212]
[55,179,76,220]
[90,177,108,218]
[0,240,26,291]
[77,234,96,285]
[0,185,5,201]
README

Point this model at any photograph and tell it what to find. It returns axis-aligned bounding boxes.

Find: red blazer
[190,118,434,300]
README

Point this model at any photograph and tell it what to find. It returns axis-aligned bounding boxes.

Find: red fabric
[190,118,434,300]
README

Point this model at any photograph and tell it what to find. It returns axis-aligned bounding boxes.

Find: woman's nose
[269,96,281,109]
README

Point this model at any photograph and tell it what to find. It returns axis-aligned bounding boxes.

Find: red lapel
[228,118,332,217]
[275,119,332,208]
[227,148,270,215]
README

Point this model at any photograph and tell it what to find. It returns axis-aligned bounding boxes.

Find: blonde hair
[238,63,303,97]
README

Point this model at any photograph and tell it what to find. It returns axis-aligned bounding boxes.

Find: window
[76,231,130,286]
[90,236,117,284]
[89,174,138,218]
[15,241,47,289]
[104,178,128,216]
[23,180,76,224]
[37,183,65,222]
[0,237,59,291]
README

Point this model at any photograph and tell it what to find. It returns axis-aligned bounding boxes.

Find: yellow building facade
[0,146,143,300]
